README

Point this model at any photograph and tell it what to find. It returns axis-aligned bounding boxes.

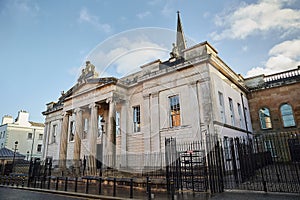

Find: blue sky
[0,0,299,123]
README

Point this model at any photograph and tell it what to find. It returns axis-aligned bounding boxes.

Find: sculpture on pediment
[77,61,99,84]
[170,43,180,59]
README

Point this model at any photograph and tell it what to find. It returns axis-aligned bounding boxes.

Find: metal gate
[165,138,208,192]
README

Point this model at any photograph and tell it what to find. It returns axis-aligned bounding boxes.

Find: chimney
[1,115,13,125]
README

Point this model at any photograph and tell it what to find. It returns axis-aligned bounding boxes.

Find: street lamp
[12,141,18,173]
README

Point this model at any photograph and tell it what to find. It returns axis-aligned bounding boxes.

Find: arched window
[280,104,296,127]
[259,107,272,129]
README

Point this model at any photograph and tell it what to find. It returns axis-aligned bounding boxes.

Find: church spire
[176,11,187,54]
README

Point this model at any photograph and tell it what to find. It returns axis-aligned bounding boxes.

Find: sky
[0,0,299,123]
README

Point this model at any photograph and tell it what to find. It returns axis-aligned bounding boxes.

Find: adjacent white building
[42,14,252,175]
[0,110,45,160]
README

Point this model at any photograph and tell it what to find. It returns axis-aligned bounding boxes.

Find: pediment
[60,77,118,101]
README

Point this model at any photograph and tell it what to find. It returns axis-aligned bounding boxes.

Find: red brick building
[245,67,300,133]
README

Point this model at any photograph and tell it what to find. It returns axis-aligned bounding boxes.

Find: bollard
[39,176,44,189]
[11,176,14,186]
[98,178,102,195]
[22,177,25,187]
[33,177,37,188]
[8,176,10,186]
[85,179,89,194]
[130,178,133,198]
[16,176,19,187]
[75,177,78,192]
[27,176,30,187]
[56,177,59,190]
[170,179,175,200]
[64,177,68,191]
[113,178,116,197]
[47,176,51,189]
[147,177,151,200]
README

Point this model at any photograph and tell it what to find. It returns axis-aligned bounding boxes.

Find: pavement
[0,184,299,200]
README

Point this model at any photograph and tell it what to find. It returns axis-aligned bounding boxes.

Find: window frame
[228,97,235,126]
[37,144,42,153]
[133,105,141,133]
[218,92,226,123]
[69,121,75,142]
[237,103,244,129]
[169,95,181,127]
[83,118,88,139]
[280,103,296,128]
[27,132,33,140]
[51,124,57,143]
[259,107,272,129]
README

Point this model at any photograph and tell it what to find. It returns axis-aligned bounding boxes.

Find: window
[169,95,181,127]
[28,133,33,139]
[223,137,232,160]
[229,98,235,126]
[52,124,57,143]
[69,121,75,141]
[237,103,244,129]
[280,104,296,127]
[116,111,120,136]
[133,106,141,132]
[259,107,272,129]
[38,134,43,140]
[83,118,88,139]
[37,144,42,153]
[264,140,276,157]
[218,92,226,123]
[98,115,104,138]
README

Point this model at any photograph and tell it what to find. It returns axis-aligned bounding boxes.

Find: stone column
[88,103,98,175]
[42,122,50,160]
[120,101,128,168]
[74,108,83,176]
[143,94,151,153]
[150,92,160,153]
[189,81,202,141]
[106,98,116,168]
[59,112,69,170]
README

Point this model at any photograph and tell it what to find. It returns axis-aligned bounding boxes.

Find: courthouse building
[42,14,253,174]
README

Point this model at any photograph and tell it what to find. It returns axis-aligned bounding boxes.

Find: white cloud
[246,39,300,77]
[78,8,112,33]
[211,0,300,40]
[137,11,151,19]
[1,0,40,17]
[161,1,174,17]
[88,36,169,77]
[242,45,248,52]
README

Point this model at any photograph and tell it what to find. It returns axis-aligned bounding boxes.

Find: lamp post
[12,141,18,173]
[100,118,105,177]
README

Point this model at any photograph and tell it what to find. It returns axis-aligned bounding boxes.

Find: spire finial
[176,11,186,55]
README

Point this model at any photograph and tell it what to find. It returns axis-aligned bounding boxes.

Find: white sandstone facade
[42,15,252,174]
[0,110,45,160]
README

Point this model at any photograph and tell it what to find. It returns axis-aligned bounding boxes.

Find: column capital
[74,108,83,114]
[106,97,113,104]
[89,102,100,109]
[143,94,150,100]
[151,92,159,98]
[62,111,71,117]
[188,81,198,86]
